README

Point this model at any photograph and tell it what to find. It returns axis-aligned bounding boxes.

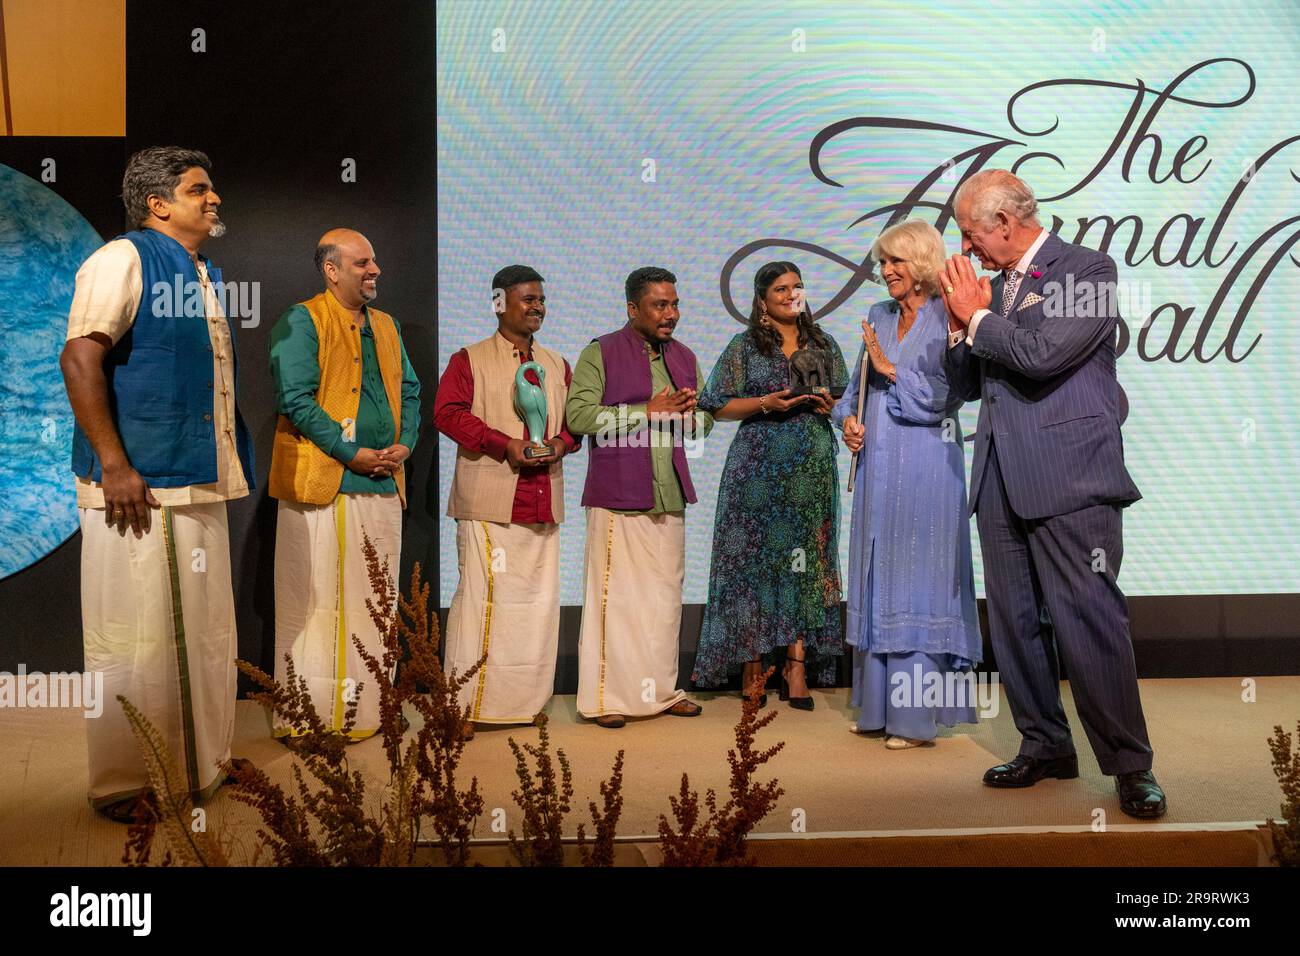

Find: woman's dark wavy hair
[747,261,831,356]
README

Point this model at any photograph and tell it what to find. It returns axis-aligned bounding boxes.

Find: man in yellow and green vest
[268,229,420,741]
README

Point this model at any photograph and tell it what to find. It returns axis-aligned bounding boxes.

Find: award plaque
[514,362,552,459]
[788,347,846,399]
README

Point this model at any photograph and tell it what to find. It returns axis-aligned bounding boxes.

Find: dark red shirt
[433,344,579,525]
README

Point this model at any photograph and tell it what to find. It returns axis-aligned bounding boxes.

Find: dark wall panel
[0,2,437,689]
[120,1,438,687]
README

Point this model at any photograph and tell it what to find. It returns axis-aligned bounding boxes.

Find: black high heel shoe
[741,660,767,708]
[780,653,814,711]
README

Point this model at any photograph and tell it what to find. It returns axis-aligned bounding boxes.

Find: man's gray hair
[121,146,212,226]
[314,243,342,276]
[954,169,1040,230]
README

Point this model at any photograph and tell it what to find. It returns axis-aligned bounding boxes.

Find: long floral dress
[691,329,848,687]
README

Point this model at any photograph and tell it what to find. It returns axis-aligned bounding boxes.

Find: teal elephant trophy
[514,362,551,459]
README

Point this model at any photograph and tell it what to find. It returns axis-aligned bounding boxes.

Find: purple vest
[581,324,699,510]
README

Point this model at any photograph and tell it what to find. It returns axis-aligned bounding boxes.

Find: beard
[207,216,227,239]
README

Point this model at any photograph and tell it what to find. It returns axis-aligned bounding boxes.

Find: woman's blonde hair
[869,219,947,297]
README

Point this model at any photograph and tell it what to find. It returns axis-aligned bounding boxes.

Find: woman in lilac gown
[832,219,983,748]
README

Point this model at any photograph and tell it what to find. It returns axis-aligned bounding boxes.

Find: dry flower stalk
[1266,721,1299,866]
[118,696,228,867]
[577,749,626,867]
[506,722,574,866]
[123,534,486,866]
[348,537,486,865]
[657,665,785,866]
[122,540,790,868]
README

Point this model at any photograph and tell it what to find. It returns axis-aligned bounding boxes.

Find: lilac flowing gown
[832,296,983,738]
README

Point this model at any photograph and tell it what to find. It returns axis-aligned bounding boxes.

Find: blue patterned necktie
[1001,269,1022,315]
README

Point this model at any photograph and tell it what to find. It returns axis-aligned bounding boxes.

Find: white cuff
[947,328,966,349]
[965,309,990,347]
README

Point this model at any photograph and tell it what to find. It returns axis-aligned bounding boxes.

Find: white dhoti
[80,502,237,809]
[444,520,560,724]
[273,493,401,739]
[576,508,687,718]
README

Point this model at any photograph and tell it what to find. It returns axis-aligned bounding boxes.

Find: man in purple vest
[566,267,714,728]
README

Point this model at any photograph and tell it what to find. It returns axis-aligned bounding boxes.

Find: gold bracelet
[758,395,769,414]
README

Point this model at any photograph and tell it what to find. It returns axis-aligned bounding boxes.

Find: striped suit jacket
[943,232,1141,520]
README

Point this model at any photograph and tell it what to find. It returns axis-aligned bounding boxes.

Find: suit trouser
[975,440,1153,775]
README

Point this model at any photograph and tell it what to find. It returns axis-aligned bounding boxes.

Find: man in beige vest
[434,265,579,739]
[268,229,421,742]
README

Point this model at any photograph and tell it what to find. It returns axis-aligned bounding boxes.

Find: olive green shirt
[566,338,714,515]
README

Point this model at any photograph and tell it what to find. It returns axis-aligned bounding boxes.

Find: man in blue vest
[60,146,255,823]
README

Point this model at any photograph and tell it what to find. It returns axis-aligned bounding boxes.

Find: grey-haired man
[939,168,1164,819]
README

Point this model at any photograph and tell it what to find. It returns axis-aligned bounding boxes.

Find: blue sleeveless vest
[69,228,256,489]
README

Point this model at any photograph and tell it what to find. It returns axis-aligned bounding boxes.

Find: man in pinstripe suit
[938,169,1166,818]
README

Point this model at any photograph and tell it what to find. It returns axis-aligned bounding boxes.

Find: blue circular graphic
[0,164,104,578]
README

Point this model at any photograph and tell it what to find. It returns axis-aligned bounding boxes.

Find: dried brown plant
[658,665,785,866]
[1265,721,1299,866]
[505,722,574,866]
[121,793,167,867]
[577,749,625,867]
[123,534,486,867]
[122,542,793,868]
[658,773,716,866]
[349,538,486,865]
[235,653,383,865]
[117,696,229,867]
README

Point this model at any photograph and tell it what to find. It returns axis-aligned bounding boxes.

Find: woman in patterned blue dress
[692,261,847,710]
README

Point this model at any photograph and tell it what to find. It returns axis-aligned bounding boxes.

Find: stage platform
[1,677,1292,866]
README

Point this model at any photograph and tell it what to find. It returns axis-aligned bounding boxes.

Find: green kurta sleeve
[269,304,357,464]
[395,320,421,451]
[566,340,648,438]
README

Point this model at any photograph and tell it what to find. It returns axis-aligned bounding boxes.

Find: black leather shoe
[983,753,1079,788]
[1115,770,1167,818]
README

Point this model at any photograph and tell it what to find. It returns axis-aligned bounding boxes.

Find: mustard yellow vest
[269,290,407,506]
[447,332,569,523]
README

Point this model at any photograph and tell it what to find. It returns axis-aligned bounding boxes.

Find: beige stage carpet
[0,677,1293,866]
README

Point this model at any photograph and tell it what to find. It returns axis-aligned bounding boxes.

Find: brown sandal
[595,714,626,729]
[667,699,703,717]
[99,793,152,825]
[225,757,255,783]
